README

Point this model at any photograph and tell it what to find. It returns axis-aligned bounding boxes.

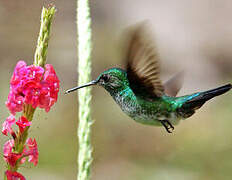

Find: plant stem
[76,0,93,180]
[34,6,56,67]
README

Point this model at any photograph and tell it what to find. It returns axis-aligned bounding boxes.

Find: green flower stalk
[2,6,58,180]
[76,0,93,180]
[34,6,56,67]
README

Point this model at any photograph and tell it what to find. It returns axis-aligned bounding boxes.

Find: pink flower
[5,170,26,180]
[25,138,39,166]
[3,140,22,167]
[6,91,24,115]
[16,116,31,133]
[39,64,60,112]
[3,139,27,167]
[3,140,14,159]
[2,115,15,136]
[3,138,39,168]
[10,61,27,91]
[6,61,59,114]
[10,61,44,91]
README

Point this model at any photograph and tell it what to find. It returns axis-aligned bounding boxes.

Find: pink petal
[6,91,24,115]
[16,116,31,133]
[2,115,15,136]
[3,139,14,157]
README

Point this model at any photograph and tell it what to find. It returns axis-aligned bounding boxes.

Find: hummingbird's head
[65,68,129,94]
[96,68,128,91]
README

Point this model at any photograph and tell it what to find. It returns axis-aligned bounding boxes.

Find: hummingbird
[65,25,232,133]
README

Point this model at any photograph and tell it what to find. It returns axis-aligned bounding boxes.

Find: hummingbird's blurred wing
[164,71,184,97]
[126,24,164,99]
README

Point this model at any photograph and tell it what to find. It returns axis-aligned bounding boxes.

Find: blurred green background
[1,0,232,179]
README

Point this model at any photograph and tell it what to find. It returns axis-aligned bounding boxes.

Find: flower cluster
[6,61,59,114]
[2,60,59,179]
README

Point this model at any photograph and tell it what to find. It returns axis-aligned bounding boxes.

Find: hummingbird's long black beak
[65,80,97,94]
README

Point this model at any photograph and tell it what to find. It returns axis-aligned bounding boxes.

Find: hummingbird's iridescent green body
[96,68,200,127]
[65,24,232,133]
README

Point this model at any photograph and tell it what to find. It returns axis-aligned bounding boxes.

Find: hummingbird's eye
[101,74,110,82]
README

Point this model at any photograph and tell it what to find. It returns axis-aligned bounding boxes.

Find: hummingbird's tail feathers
[182,83,232,111]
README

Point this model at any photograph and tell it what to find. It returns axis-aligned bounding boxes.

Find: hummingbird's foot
[160,120,174,133]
